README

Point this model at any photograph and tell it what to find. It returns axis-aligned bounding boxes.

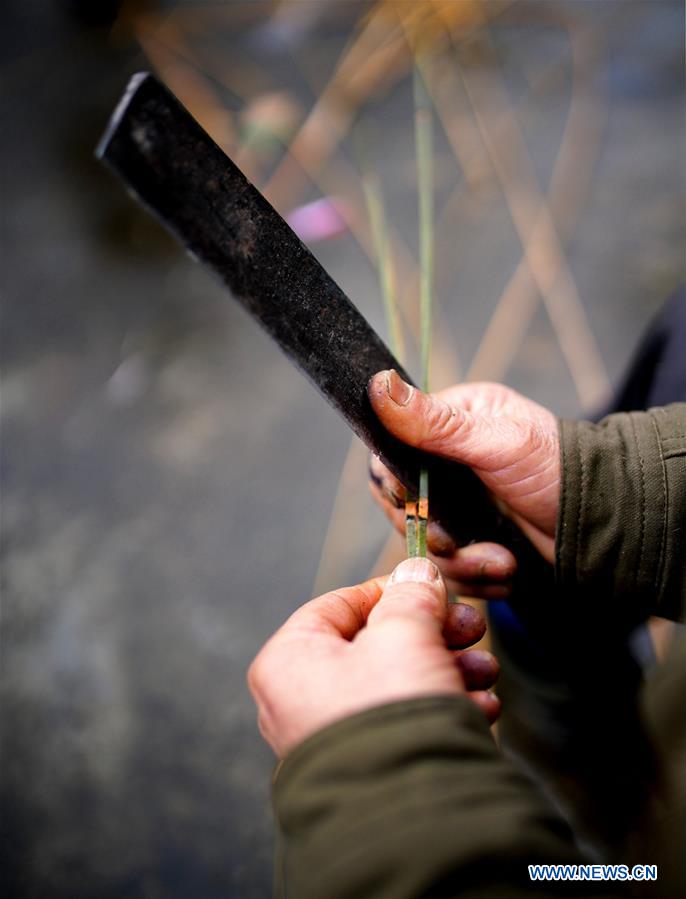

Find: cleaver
[96,72,552,593]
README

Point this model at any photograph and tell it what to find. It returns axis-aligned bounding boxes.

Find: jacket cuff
[274,695,495,822]
[273,696,581,899]
[556,405,685,619]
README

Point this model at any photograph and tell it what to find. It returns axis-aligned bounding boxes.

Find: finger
[367,489,514,599]
[449,580,513,600]
[453,649,500,690]
[443,602,486,648]
[369,478,458,559]
[369,454,466,560]
[436,542,517,583]
[469,691,502,723]
[368,370,506,466]
[368,479,407,532]
[369,454,406,508]
[427,521,458,557]
[282,576,388,640]
[369,473,513,597]
[367,558,448,635]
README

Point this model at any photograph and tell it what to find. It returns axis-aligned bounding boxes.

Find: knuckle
[246,651,270,696]
[257,709,277,744]
[421,399,464,450]
[520,414,556,455]
[368,453,388,485]
[521,418,543,448]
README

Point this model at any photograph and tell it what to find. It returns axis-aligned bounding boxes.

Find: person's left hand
[369,454,517,600]
[248,558,500,758]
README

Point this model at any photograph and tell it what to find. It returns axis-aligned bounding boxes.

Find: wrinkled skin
[248,559,500,758]
[249,376,560,757]
[368,372,560,598]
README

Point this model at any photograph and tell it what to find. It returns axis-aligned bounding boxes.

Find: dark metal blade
[96,72,546,571]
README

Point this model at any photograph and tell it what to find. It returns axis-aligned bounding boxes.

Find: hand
[248,558,500,757]
[367,372,560,596]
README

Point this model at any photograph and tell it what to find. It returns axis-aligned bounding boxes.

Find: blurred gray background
[2,1,684,897]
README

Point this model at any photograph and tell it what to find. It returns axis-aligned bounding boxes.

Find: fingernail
[389,557,440,585]
[385,369,413,407]
[368,466,383,489]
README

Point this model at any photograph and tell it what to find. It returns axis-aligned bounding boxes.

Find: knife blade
[96,72,551,590]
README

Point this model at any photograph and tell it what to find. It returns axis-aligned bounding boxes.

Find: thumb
[367,557,448,635]
[368,369,495,467]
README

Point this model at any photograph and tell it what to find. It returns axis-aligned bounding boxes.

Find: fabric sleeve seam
[649,411,669,600]
[628,413,647,592]
[575,422,585,585]
[555,419,567,577]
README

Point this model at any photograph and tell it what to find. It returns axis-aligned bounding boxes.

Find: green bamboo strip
[412,58,434,559]
[358,129,420,557]
[405,497,419,558]
[358,59,434,561]
[414,63,434,395]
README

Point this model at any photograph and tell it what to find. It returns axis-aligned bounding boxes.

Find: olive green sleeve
[273,696,613,899]
[556,403,686,621]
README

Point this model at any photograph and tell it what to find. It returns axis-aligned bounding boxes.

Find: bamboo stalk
[409,58,434,558]
[414,62,434,394]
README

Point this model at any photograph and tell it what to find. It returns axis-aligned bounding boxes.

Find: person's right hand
[368,372,561,597]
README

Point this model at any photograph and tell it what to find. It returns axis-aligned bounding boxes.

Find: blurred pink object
[286,197,350,243]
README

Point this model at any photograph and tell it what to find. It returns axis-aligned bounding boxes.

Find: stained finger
[453,649,500,690]
[443,602,486,648]
[368,480,407,534]
[427,520,457,557]
[436,542,517,582]
[367,488,512,599]
[369,454,406,508]
[449,579,513,600]
[369,479,458,560]
[468,690,502,723]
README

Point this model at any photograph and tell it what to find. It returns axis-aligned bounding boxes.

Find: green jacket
[272,404,686,898]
